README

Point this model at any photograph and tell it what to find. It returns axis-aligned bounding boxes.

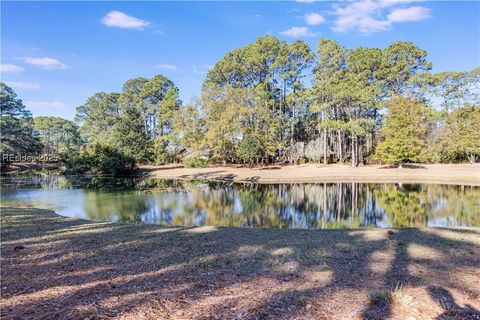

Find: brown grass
[1,207,479,319]
[144,163,480,186]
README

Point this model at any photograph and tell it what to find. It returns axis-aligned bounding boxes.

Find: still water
[1,175,479,229]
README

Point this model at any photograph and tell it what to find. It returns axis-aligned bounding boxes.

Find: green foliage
[183,157,209,168]
[236,134,264,166]
[138,75,181,137]
[172,102,205,159]
[113,107,147,168]
[5,37,476,170]
[203,36,312,164]
[75,92,120,144]
[64,152,92,174]
[0,82,42,158]
[67,143,133,176]
[375,96,434,164]
[147,139,170,165]
[415,68,479,113]
[33,116,81,160]
[141,177,173,189]
[201,85,247,164]
[379,41,432,96]
[374,185,428,227]
[437,106,480,163]
[74,74,181,170]
[312,39,384,166]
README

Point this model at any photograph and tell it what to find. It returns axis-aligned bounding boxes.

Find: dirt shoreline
[1,207,479,319]
[145,163,480,186]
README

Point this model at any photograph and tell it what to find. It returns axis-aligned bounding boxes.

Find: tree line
[1,36,478,174]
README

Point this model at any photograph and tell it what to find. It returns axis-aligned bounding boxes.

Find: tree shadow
[138,164,184,173]
[1,207,479,319]
[178,171,236,182]
[244,176,261,183]
[428,286,480,320]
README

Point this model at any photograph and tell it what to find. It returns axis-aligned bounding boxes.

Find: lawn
[1,207,479,319]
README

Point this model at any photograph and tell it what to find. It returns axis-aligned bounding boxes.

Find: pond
[1,175,479,229]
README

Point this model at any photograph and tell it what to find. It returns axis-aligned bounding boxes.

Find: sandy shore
[144,163,480,186]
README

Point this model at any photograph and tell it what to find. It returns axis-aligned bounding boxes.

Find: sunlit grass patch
[2,207,479,319]
[368,283,413,308]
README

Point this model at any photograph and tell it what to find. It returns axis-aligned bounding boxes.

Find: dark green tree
[33,116,81,160]
[0,82,41,159]
[75,92,120,144]
[375,96,434,165]
[113,107,148,169]
[438,106,480,163]
[236,134,264,166]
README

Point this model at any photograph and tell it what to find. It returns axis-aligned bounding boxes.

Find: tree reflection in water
[2,176,479,229]
[80,181,479,229]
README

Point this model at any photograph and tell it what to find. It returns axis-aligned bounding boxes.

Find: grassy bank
[1,207,479,319]
[146,163,480,186]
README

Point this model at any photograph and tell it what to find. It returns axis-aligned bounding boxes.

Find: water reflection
[1,176,479,229]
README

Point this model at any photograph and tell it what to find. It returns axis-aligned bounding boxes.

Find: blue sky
[1,1,479,120]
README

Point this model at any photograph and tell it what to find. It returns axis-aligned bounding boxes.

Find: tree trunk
[323,128,327,165]
[467,153,476,164]
[351,133,356,167]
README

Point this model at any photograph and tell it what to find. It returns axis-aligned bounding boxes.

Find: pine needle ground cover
[1,207,479,319]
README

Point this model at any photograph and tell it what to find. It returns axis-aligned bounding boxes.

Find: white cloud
[280,26,316,38]
[332,1,390,34]
[0,64,24,73]
[305,13,325,26]
[388,6,431,22]
[101,11,150,30]
[20,57,69,70]
[296,0,317,3]
[5,81,40,91]
[157,64,178,71]
[379,0,422,7]
[193,64,213,75]
[332,1,431,34]
[25,100,66,110]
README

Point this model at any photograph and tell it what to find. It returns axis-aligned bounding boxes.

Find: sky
[1,1,479,120]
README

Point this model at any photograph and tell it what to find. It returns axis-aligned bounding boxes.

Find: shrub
[236,134,263,166]
[183,157,209,168]
[66,143,134,176]
[147,139,170,165]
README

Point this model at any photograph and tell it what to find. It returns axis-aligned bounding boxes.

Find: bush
[64,152,91,175]
[66,143,134,176]
[147,139,170,165]
[236,134,263,166]
[183,157,209,168]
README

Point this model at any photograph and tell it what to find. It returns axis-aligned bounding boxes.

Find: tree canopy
[0,83,41,158]
[2,37,478,172]
[375,96,434,164]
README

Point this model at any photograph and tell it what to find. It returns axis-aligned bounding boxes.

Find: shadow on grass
[428,286,480,320]
[179,171,236,182]
[1,207,479,319]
